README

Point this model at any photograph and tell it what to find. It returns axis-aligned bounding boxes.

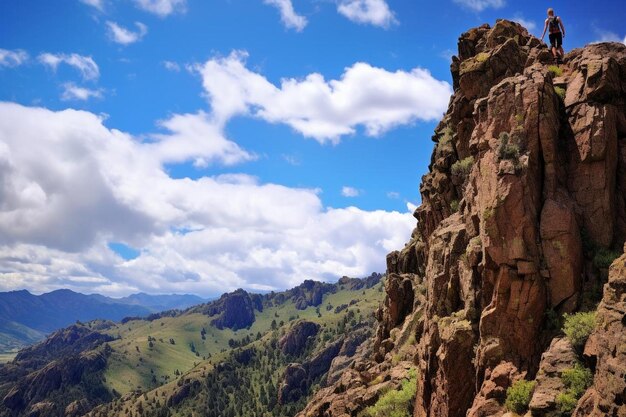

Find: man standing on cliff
[541,8,566,63]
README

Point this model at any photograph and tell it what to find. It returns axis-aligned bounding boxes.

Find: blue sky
[0,0,624,297]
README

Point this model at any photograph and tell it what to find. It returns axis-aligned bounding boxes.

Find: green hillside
[0,320,45,355]
[101,278,383,396]
[91,278,384,417]
[0,274,384,417]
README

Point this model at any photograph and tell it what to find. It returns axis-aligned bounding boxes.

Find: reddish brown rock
[573,248,626,417]
[300,22,626,417]
[279,321,320,356]
[467,362,520,417]
[528,337,578,415]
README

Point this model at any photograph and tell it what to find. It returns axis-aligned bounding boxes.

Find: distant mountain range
[0,290,208,352]
[0,273,384,417]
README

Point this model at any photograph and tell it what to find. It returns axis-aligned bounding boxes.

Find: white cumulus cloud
[196,51,452,144]
[453,0,505,12]
[38,53,100,80]
[0,49,29,68]
[0,102,414,296]
[106,21,148,45]
[264,0,308,32]
[61,83,104,101]
[337,0,397,28]
[134,0,187,17]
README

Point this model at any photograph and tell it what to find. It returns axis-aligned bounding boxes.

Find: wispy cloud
[0,48,29,68]
[38,53,100,80]
[133,0,187,17]
[106,21,148,45]
[162,60,181,72]
[593,28,626,44]
[282,154,301,166]
[341,186,360,197]
[337,0,397,28]
[61,82,103,101]
[79,0,105,11]
[512,14,536,32]
[264,0,308,32]
[387,191,400,199]
[453,0,504,12]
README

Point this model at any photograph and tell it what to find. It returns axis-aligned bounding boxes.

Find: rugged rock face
[278,364,309,404]
[268,280,337,311]
[0,325,114,417]
[574,247,626,417]
[1,331,113,417]
[280,321,320,356]
[202,289,257,330]
[529,337,578,415]
[301,19,626,417]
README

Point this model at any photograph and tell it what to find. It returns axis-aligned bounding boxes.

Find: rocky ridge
[300,20,626,417]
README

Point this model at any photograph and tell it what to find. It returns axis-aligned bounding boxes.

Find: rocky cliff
[300,20,626,417]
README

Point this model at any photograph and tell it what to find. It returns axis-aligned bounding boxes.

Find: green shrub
[554,86,566,99]
[505,380,535,414]
[497,132,520,161]
[475,52,490,62]
[451,156,474,180]
[439,127,453,145]
[360,369,417,417]
[563,312,596,348]
[556,392,578,414]
[592,247,620,269]
[548,65,563,76]
[561,363,593,397]
[555,364,593,414]
[450,200,459,213]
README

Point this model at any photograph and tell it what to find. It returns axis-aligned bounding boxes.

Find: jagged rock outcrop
[280,321,320,356]
[268,280,337,310]
[300,19,626,417]
[0,324,114,417]
[2,348,111,415]
[201,289,257,330]
[529,337,579,415]
[574,247,626,417]
[325,327,371,385]
[278,363,309,404]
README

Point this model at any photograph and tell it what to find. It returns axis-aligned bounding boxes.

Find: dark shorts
[549,32,563,48]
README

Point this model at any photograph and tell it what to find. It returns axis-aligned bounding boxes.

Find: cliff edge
[300,19,626,417]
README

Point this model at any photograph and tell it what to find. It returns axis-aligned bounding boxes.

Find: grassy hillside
[0,275,384,417]
[0,320,45,353]
[87,278,384,417]
[101,279,383,396]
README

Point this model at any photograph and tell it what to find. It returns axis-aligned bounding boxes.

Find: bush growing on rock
[556,363,593,414]
[359,369,417,417]
[451,156,474,180]
[556,392,578,414]
[548,65,563,76]
[561,363,593,397]
[505,380,535,414]
[497,132,520,161]
[563,312,596,348]
[554,86,566,99]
